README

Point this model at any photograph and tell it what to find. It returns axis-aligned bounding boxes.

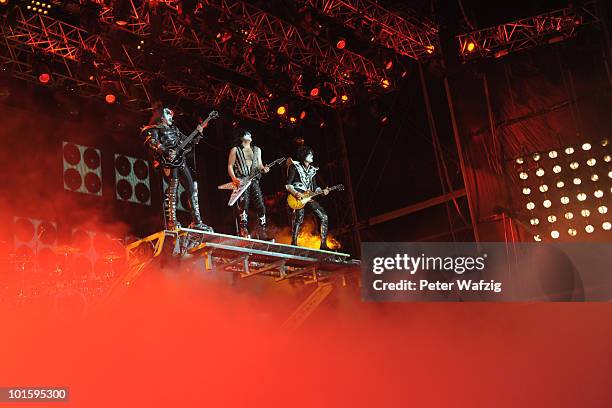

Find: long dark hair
[295,146,313,163]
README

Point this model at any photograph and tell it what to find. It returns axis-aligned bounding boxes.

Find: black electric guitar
[157,110,219,168]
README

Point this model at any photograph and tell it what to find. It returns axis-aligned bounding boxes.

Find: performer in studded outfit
[285,146,330,249]
[227,129,270,239]
[141,107,213,232]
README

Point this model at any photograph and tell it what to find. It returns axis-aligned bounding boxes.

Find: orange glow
[274,219,341,250]
[299,110,307,120]
[381,78,390,88]
[105,94,116,104]
[467,42,476,52]
[289,116,297,123]
[276,105,286,115]
[336,39,346,50]
[426,44,435,54]
[340,94,349,102]
[309,87,319,97]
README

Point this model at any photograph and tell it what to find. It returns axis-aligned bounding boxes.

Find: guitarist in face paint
[227,129,270,239]
[285,146,330,250]
[141,106,211,232]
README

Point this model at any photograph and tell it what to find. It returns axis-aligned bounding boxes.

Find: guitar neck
[178,116,213,150]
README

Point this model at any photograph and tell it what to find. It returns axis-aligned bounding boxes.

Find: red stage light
[385,60,393,70]
[309,87,320,97]
[299,111,307,120]
[38,73,51,84]
[336,39,346,50]
[381,116,389,124]
[105,94,116,104]
[329,96,337,104]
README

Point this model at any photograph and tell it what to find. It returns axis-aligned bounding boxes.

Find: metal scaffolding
[457,1,601,61]
[305,0,438,60]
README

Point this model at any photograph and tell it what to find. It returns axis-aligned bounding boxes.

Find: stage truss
[457,1,601,61]
[304,0,438,60]
[106,228,359,330]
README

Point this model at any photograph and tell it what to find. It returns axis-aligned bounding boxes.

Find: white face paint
[162,108,174,125]
[242,131,252,142]
[305,152,314,163]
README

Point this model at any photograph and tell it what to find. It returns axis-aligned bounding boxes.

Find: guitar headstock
[335,184,345,191]
[208,110,219,119]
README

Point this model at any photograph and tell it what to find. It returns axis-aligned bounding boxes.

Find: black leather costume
[142,122,212,232]
[233,145,267,239]
[286,161,329,249]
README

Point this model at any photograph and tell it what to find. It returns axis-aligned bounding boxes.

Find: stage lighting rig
[513,138,611,241]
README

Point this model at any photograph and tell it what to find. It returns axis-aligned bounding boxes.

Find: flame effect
[273,218,341,250]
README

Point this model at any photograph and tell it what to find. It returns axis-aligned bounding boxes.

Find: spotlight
[381,116,389,124]
[105,94,116,104]
[591,174,599,181]
[101,79,120,104]
[543,199,551,208]
[564,212,573,219]
[289,116,297,123]
[561,196,570,204]
[526,202,535,210]
[582,142,591,151]
[426,45,435,54]
[573,177,581,185]
[594,189,604,198]
[539,184,548,193]
[603,222,611,231]
[549,150,558,158]
[336,38,346,50]
[568,228,577,236]
[602,138,609,147]
[548,215,556,223]
[577,193,587,201]
[553,165,562,173]
[309,87,320,97]
[519,172,528,180]
[565,147,574,154]
[516,157,524,164]
[299,110,307,120]
[587,158,596,166]
[530,218,539,226]
[585,225,594,234]
[551,230,560,239]
[535,168,545,177]
[533,153,541,161]
[340,94,349,103]
[381,78,390,89]
[581,209,590,217]
[522,187,531,195]
[556,181,565,188]
[276,105,287,116]
[570,161,579,169]
[384,59,393,70]
[38,72,51,84]
[0,0,8,5]
[466,42,476,52]
[598,205,608,214]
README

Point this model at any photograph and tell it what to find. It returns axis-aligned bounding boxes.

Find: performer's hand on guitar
[323,187,330,195]
[232,178,241,188]
[196,123,204,134]
[262,165,270,173]
[168,149,177,161]
[293,191,304,200]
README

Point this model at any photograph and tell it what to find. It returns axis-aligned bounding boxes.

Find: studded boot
[165,178,181,231]
[188,181,213,232]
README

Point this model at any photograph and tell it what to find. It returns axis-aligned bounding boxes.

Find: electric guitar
[156,110,219,168]
[287,184,344,210]
[218,157,286,206]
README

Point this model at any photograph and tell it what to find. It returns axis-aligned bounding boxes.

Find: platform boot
[165,178,181,231]
[187,182,213,232]
[238,210,249,238]
[256,214,270,241]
